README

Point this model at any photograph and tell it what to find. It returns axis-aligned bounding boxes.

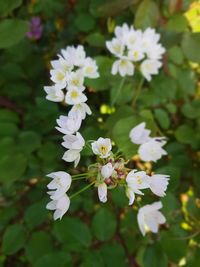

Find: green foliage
[0,19,28,48]
[92,207,117,241]
[2,224,27,255]
[135,0,159,29]
[53,217,92,251]
[0,0,200,266]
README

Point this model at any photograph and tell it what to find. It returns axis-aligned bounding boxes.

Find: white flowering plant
[44,32,170,236]
[1,1,200,266]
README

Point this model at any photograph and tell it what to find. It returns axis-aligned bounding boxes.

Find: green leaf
[74,13,95,32]
[135,0,159,29]
[2,224,27,255]
[0,153,27,183]
[176,68,195,96]
[181,100,200,119]
[25,231,53,264]
[0,0,22,16]
[175,124,196,145]
[18,131,41,154]
[0,137,15,158]
[0,122,19,137]
[111,187,127,208]
[0,19,28,49]
[53,217,92,251]
[0,109,19,123]
[24,200,47,229]
[154,109,170,129]
[168,46,184,65]
[85,56,114,91]
[166,14,188,32]
[34,252,72,267]
[100,242,128,267]
[86,32,105,47]
[92,207,117,241]
[90,0,135,18]
[81,251,104,267]
[143,244,168,267]
[0,206,17,231]
[181,32,200,63]
[160,231,187,262]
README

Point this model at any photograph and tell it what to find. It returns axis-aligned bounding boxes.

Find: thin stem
[72,173,89,178]
[132,77,144,107]
[111,77,126,106]
[72,177,88,181]
[70,182,95,199]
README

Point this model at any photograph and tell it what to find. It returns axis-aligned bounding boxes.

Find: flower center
[99,145,107,155]
[56,72,65,81]
[70,90,79,99]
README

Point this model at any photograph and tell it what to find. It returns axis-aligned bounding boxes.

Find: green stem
[70,182,95,199]
[111,77,126,106]
[72,177,87,181]
[132,77,144,107]
[72,173,89,178]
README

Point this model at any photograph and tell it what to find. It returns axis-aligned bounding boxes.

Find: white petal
[98,183,107,203]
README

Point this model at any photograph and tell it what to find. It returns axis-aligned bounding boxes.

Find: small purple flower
[26,17,43,40]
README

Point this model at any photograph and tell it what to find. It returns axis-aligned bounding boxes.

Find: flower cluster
[44,45,99,103]
[129,122,167,162]
[44,46,99,215]
[44,42,170,237]
[106,23,165,81]
[44,45,99,167]
[46,172,71,220]
[88,137,169,236]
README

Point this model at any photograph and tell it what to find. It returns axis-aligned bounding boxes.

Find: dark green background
[0,0,200,266]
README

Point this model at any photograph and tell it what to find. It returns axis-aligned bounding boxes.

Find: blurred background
[0,0,200,266]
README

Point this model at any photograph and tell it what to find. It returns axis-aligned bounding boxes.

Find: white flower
[112,59,134,77]
[62,132,85,150]
[51,56,73,73]
[56,114,82,135]
[137,201,166,236]
[62,133,85,167]
[46,171,72,200]
[65,88,87,105]
[114,23,129,43]
[50,69,67,89]
[129,122,151,145]
[140,59,162,81]
[142,28,160,49]
[62,149,82,167]
[67,70,85,91]
[148,174,170,197]
[82,58,99,78]
[138,139,167,162]
[126,170,149,205]
[68,103,92,120]
[126,187,136,206]
[61,45,86,67]
[127,45,144,62]
[46,195,70,220]
[125,27,143,49]
[98,182,107,203]
[91,137,112,158]
[145,43,165,60]
[101,163,114,179]
[44,85,64,102]
[47,171,71,192]
[106,38,124,57]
